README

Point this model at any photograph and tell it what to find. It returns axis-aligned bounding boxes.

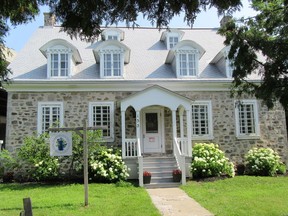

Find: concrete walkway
[146,188,214,216]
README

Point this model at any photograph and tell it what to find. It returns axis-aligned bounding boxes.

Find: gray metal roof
[8,26,254,81]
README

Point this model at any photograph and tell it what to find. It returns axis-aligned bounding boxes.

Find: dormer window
[165,40,205,78]
[160,30,184,49]
[211,46,233,78]
[102,28,125,41]
[93,40,130,79]
[40,39,82,78]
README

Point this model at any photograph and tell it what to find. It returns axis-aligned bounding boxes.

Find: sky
[5,0,256,52]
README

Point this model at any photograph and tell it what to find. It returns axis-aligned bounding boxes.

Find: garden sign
[50,132,72,156]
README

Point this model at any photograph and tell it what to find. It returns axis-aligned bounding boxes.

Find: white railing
[124,139,138,157]
[174,137,186,185]
[176,137,188,156]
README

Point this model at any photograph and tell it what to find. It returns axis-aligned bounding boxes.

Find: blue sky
[5,0,255,51]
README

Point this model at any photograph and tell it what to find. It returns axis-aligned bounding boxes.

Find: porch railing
[124,139,138,157]
[176,137,188,156]
[174,137,186,185]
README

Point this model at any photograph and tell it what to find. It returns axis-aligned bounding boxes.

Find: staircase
[142,155,181,188]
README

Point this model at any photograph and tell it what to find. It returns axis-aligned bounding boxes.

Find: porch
[120,85,192,187]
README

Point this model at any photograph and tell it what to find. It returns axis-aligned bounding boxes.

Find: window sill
[192,135,214,140]
[236,135,260,140]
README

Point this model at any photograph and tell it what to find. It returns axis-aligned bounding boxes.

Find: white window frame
[88,102,114,142]
[99,49,124,78]
[47,47,72,78]
[191,101,213,140]
[37,102,64,134]
[165,32,180,49]
[176,49,199,78]
[235,100,260,139]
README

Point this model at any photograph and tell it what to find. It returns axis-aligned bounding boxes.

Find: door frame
[141,106,165,154]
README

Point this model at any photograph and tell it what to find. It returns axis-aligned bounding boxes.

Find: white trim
[37,102,64,134]
[234,99,260,139]
[191,100,214,140]
[88,101,115,142]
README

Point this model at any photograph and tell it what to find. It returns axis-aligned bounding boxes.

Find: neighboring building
[5,13,288,186]
[0,47,16,149]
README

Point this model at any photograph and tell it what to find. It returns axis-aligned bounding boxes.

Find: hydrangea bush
[89,148,129,182]
[18,133,60,181]
[245,147,286,176]
[191,143,235,178]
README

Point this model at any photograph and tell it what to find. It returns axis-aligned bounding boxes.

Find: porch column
[172,110,177,152]
[121,110,126,158]
[179,108,184,153]
[136,110,141,153]
[186,109,192,157]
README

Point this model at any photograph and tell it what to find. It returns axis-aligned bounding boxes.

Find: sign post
[48,120,105,207]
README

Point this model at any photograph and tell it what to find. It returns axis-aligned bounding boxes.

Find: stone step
[144,182,181,189]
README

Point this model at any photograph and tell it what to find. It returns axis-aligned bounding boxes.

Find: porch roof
[121,85,192,111]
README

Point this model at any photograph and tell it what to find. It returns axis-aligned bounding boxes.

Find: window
[235,100,260,139]
[168,36,179,49]
[50,53,69,77]
[103,53,121,77]
[107,35,118,40]
[179,53,196,76]
[191,101,213,140]
[37,102,64,134]
[102,28,124,41]
[89,102,114,141]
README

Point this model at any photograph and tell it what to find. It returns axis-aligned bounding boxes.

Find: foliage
[244,147,286,176]
[0,149,17,178]
[0,183,160,216]
[219,0,288,109]
[182,176,288,216]
[191,143,235,178]
[90,148,129,183]
[17,133,60,181]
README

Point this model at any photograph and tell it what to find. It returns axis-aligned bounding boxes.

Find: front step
[142,156,180,187]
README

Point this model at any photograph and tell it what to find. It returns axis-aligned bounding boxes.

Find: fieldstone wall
[6,90,288,165]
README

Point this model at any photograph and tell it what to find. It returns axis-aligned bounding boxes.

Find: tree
[1,0,242,86]
[219,0,288,109]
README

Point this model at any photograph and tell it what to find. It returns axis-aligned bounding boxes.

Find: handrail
[137,137,143,186]
[174,137,186,185]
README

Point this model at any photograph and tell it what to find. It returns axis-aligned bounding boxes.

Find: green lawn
[182,176,288,216]
[0,183,160,216]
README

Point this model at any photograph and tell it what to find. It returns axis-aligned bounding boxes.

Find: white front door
[142,109,164,153]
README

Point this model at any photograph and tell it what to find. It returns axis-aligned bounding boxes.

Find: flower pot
[173,174,181,182]
[143,175,151,184]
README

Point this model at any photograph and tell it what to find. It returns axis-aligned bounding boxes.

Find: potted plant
[172,169,182,182]
[143,171,151,184]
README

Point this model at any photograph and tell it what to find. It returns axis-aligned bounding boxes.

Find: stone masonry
[6,90,288,165]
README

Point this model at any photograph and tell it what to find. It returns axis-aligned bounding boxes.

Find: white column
[136,110,141,153]
[186,109,192,157]
[121,110,126,158]
[172,110,177,153]
[179,108,184,153]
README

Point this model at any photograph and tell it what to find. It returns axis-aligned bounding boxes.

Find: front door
[142,109,163,153]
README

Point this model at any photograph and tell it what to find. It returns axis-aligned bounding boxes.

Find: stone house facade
[5,14,288,186]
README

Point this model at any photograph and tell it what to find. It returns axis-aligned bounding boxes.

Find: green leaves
[219,0,288,109]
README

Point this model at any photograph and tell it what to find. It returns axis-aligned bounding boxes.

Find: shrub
[89,148,129,183]
[245,147,286,176]
[18,133,60,181]
[0,149,17,180]
[191,143,235,178]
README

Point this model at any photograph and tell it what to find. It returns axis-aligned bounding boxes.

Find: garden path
[146,188,214,216]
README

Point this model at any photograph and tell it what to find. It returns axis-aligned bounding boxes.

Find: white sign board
[50,132,72,156]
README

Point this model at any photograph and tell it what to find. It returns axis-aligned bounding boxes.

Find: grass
[181,176,288,216]
[0,182,160,216]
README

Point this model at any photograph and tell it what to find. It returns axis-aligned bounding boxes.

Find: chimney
[44,12,56,27]
[220,16,232,28]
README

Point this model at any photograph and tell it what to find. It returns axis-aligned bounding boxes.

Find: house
[5,13,288,186]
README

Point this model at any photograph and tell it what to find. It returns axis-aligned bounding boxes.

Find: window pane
[104,54,112,76]
[192,104,209,136]
[238,104,256,135]
[179,54,187,76]
[41,105,61,133]
[60,53,68,76]
[145,113,158,133]
[92,105,111,137]
[113,54,121,76]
